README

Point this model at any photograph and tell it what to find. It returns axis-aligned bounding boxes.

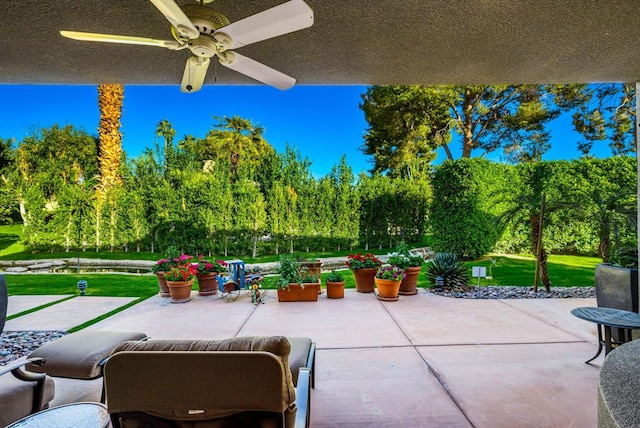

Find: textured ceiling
[2,0,640,87]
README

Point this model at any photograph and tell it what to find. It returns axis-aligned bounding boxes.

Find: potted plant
[150,245,181,297]
[164,262,196,303]
[275,255,319,302]
[193,257,227,296]
[374,265,405,301]
[325,270,346,299]
[387,244,425,295]
[346,253,382,293]
[299,257,323,294]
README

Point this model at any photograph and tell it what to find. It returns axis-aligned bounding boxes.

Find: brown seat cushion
[27,330,147,379]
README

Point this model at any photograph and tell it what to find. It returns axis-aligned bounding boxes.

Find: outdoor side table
[571,306,640,363]
[6,402,109,428]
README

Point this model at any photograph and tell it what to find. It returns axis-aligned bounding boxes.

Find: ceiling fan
[60,0,314,92]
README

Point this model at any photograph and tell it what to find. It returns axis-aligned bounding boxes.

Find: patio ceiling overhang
[3,1,640,87]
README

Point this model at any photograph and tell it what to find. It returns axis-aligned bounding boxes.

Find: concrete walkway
[5,289,601,427]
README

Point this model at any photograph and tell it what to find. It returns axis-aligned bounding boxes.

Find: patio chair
[105,336,314,428]
[0,274,55,426]
[0,274,146,425]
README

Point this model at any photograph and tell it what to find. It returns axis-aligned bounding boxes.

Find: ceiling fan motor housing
[172,4,229,39]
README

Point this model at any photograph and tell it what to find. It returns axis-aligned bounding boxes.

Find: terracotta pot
[277,282,319,302]
[326,281,345,299]
[399,266,421,295]
[352,268,377,293]
[156,272,170,298]
[166,280,193,303]
[375,277,401,300]
[197,273,219,296]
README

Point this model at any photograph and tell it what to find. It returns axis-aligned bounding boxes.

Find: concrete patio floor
[6,289,602,427]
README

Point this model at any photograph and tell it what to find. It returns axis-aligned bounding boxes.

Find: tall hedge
[430,158,511,259]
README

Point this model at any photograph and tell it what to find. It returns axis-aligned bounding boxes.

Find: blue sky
[0,84,614,177]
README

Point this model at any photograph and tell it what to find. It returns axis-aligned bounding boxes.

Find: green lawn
[464,254,600,287]
[5,273,159,297]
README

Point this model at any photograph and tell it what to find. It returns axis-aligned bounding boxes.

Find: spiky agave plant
[425,253,470,292]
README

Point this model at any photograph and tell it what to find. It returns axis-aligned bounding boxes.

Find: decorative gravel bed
[0,330,67,366]
[429,285,595,299]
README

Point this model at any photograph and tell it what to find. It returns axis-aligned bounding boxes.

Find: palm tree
[204,116,273,181]
[97,84,124,191]
[498,163,578,292]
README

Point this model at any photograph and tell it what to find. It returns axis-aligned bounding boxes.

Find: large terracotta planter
[326,281,345,299]
[277,282,319,302]
[375,277,401,301]
[166,280,193,303]
[197,273,219,296]
[156,272,170,298]
[352,268,377,293]
[399,266,421,295]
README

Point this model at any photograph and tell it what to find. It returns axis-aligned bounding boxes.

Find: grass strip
[67,295,153,333]
[6,295,76,321]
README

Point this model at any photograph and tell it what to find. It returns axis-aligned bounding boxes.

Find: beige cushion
[27,330,146,379]
[106,336,297,422]
[0,371,55,427]
[287,337,313,386]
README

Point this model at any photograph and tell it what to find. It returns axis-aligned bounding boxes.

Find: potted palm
[374,265,405,301]
[275,255,319,302]
[346,253,382,293]
[194,257,227,296]
[325,270,346,299]
[387,244,425,295]
[164,257,196,303]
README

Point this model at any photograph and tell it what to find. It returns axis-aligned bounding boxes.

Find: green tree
[329,156,359,250]
[360,86,454,176]
[361,85,574,172]
[202,116,274,181]
[0,137,18,223]
[568,83,636,155]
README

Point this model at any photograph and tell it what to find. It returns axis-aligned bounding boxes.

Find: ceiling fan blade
[181,56,210,93]
[218,51,295,90]
[60,30,184,50]
[148,0,199,39]
[213,0,314,50]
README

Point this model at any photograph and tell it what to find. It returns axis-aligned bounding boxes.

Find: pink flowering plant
[151,258,173,274]
[194,256,228,275]
[345,253,382,270]
[375,265,406,281]
[151,246,191,273]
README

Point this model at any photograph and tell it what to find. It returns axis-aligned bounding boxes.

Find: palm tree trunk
[530,214,551,292]
[97,84,124,192]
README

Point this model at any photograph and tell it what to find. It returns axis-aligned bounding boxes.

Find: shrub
[425,253,470,291]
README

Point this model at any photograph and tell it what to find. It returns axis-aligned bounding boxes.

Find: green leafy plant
[425,253,470,291]
[274,255,303,289]
[346,253,382,270]
[375,265,405,281]
[326,270,345,282]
